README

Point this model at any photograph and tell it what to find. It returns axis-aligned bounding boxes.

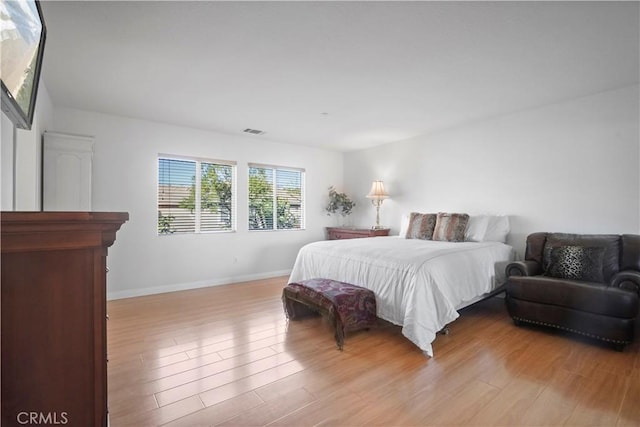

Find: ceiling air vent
[243,128,266,136]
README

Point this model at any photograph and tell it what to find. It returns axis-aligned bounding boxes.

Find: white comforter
[288,236,515,356]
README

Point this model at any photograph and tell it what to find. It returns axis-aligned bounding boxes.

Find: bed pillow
[405,212,437,240]
[546,245,605,282]
[464,215,490,242]
[483,215,510,243]
[432,212,470,242]
[399,214,410,238]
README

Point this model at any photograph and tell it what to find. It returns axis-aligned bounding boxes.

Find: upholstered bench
[282,278,377,350]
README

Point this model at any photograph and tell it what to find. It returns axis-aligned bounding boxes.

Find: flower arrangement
[325,186,355,218]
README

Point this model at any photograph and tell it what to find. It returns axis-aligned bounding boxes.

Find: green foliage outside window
[166,162,301,232]
[158,212,175,234]
[277,195,299,229]
[248,168,274,230]
[179,164,233,229]
[249,167,302,230]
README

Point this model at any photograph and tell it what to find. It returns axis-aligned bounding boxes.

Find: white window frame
[248,163,306,232]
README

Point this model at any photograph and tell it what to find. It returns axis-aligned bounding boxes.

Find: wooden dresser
[326,227,390,240]
[1,212,128,427]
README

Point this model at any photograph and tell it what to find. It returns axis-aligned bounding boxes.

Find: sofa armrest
[611,271,640,295]
[505,260,542,278]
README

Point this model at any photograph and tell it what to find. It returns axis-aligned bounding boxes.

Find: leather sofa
[505,232,640,350]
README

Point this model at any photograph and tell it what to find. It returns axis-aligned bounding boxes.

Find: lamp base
[371,225,386,230]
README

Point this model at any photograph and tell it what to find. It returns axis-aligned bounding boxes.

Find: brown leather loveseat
[505,232,640,350]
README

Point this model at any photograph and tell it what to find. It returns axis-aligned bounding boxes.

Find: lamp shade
[366,180,389,199]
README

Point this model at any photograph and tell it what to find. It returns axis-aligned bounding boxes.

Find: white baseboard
[107,269,292,300]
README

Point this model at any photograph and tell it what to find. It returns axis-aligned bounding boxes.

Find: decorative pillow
[546,246,605,282]
[405,212,437,240]
[464,215,490,242]
[432,212,470,242]
[542,241,583,271]
[483,215,510,243]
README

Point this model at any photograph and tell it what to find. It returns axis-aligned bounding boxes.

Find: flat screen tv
[1,0,46,130]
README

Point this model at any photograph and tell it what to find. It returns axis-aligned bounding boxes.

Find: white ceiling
[40,1,639,152]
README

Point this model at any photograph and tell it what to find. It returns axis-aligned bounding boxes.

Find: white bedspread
[288,236,515,356]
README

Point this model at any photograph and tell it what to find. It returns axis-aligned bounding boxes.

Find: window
[158,156,236,234]
[248,164,305,231]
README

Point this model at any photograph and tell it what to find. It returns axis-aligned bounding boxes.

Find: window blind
[248,164,305,231]
[158,156,236,234]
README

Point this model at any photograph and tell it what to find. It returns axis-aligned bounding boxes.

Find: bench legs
[282,291,347,351]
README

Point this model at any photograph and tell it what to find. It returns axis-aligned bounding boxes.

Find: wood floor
[107,276,640,426]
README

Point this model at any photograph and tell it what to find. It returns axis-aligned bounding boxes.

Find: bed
[288,235,516,356]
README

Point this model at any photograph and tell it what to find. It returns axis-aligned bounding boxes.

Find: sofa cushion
[546,246,605,283]
[523,232,548,267]
[507,276,638,318]
[622,234,640,271]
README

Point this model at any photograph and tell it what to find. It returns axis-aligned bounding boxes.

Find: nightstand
[326,227,390,240]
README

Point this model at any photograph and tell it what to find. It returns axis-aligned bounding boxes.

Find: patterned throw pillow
[432,212,470,242]
[405,212,437,240]
[546,246,605,282]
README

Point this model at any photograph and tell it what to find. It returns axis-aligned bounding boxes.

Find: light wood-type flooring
[107,276,640,426]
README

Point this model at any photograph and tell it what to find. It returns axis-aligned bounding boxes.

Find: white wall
[1,80,54,211]
[53,108,344,299]
[344,85,640,255]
